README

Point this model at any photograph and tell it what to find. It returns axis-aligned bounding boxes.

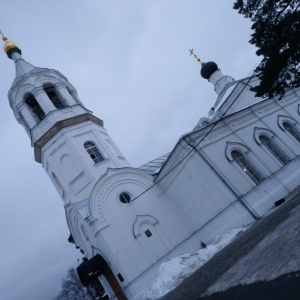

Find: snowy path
[204,204,300,296]
[159,189,300,300]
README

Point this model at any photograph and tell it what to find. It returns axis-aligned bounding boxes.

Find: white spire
[1,32,35,77]
[10,51,35,77]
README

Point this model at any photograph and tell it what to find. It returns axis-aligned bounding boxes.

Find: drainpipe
[183,137,260,220]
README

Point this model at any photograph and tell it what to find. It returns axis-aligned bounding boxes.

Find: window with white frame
[259,135,290,165]
[282,121,300,143]
[84,141,104,164]
[231,150,262,184]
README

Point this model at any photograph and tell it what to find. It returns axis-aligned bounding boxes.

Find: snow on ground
[141,227,247,299]
[203,205,300,296]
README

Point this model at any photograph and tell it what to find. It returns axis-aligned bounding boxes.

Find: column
[55,82,77,106]
[18,102,37,128]
[32,86,56,114]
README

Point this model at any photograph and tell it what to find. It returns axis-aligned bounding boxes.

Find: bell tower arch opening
[24,92,45,121]
[43,83,66,109]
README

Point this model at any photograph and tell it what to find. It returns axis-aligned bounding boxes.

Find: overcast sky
[0,1,259,299]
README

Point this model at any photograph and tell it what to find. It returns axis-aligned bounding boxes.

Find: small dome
[201,61,218,79]
[2,36,21,59]
[3,40,19,54]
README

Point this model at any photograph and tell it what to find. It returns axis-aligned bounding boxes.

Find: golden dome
[3,38,20,54]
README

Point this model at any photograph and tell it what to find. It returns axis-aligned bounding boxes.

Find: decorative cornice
[73,130,93,138]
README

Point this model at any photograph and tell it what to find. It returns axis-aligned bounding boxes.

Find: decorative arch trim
[66,207,85,248]
[277,115,297,130]
[225,142,250,162]
[14,83,35,106]
[33,73,65,86]
[253,127,275,145]
[89,168,154,231]
[132,215,159,238]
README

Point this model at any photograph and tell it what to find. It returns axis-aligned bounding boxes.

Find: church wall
[198,124,264,196]
[88,170,163,280]
[200,90,300,217]
[42,121,130,204]
[84,158,257,299]
[153,142,255,242]
[241,157,300,216]
[198,94,300,200]
[44,135,94,203]
[158,155,255,231]
[276,158,300,190]
[69,122,128,169]
[67,94,300,298]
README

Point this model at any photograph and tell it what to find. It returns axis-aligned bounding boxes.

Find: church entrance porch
[77,254,128,300]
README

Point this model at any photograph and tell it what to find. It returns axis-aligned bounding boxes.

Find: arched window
[231,150,262,184]
[259,135,290,165]
[84,142,104,164]
[43,84,65,109]
[25,93,45,121]
[283,122,300,143]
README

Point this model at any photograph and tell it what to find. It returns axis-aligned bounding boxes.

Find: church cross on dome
[189,48,204,64]
[0,30,7,42]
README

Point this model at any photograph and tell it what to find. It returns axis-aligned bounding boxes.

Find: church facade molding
[89,168,155,230]
[277,115,297,130]
[132,215,159,238]
[253,127,276,145]
[225,141,250,162]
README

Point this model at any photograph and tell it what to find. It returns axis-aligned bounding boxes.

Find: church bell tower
[2,34,130,205]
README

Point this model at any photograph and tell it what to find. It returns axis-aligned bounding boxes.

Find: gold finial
[189,49,203,64]
[0,30,8,41]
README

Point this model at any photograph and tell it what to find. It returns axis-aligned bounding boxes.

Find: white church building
[3,35,300,299]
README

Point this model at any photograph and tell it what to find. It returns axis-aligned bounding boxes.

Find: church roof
[138,152,170,175]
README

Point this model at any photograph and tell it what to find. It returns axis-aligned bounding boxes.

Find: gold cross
[189,48,203,64]
[0,30,8,41]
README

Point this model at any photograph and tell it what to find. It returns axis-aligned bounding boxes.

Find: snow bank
[141,227,246,299]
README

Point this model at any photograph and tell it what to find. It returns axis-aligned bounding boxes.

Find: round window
[119,192,131,203]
